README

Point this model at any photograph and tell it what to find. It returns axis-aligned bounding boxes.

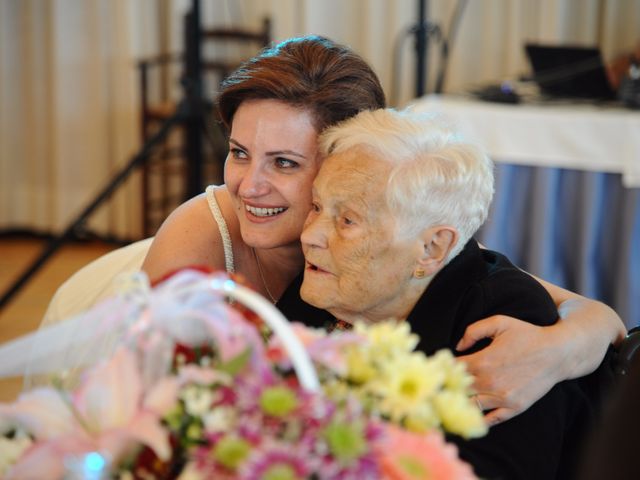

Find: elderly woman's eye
[311,202,321,213]
[342,216,354,226]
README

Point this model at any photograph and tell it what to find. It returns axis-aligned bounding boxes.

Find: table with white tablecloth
[410,95,639,327]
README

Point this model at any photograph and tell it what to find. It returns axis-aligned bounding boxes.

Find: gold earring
[414,268,425,279]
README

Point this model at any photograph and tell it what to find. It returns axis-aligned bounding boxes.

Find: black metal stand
[413,0,444,97]
[0,0,206,311]
[414,0,430,98]
[183,0,206,198]
[413,0,469,96]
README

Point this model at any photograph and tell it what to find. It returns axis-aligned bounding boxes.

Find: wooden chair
[138,17,271,237]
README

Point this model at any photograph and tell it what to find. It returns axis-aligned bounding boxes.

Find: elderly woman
[277,108,613,480]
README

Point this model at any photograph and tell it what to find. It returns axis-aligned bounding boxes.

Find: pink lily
[0,347,179,479]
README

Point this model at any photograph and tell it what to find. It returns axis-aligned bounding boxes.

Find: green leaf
[216,347,252,376]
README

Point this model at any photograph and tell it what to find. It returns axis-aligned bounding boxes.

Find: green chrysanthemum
[323,421,368,465]
[262,463,301,480]
[212,435,251,470]
[260,385,299,417]
[397,454,430,478]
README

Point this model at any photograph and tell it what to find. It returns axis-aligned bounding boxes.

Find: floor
[0,236,116,401]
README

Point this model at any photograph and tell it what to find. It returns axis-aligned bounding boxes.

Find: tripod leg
[0,107,185,311]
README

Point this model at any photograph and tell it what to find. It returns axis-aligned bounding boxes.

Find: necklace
[252,248,277,304]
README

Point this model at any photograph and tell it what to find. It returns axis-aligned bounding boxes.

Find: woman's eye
[275,157,298,169]
[229,148,248,160]
[342,216,354,226]
[311,202,320,213]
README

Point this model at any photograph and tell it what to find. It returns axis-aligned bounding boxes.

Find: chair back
[138,17,271,236]
[614,327,640,378]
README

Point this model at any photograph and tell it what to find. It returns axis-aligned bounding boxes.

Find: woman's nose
[301,213,328,249]
[238,162,270,197]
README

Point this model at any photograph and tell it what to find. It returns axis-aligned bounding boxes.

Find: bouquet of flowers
[0,269,486,479]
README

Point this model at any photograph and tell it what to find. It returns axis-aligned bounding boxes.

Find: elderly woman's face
[300,148,424,321]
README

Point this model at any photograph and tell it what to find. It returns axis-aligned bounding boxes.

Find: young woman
[141,35,625,425]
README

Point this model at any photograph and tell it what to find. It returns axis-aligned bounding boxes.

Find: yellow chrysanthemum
[431,349,475,393]
[372,352,445,422]
[322,378,356,403]
[324,379,382,416]
[432,391,488,439]
[402,402,440,433]
[344,346,378,384]
[354,321,418,360]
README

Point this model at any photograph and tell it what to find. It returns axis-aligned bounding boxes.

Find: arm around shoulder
[457,274,624,425]
[536,276,626,348]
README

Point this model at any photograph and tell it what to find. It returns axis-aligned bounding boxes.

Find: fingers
[471,394,483,412]
[473,393,518,426]
[457,316,557,427]
[457,343,497,390]
[456,315,509,351]
[458,353,487,391]
[471,394,515,427]
[483,407,518,426]
[472,392,509,414]
[473,388,539,427]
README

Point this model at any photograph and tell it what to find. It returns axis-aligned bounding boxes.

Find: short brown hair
[217,35,386,133]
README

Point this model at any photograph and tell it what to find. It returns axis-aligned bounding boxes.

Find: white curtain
[0,0,158,239]
[1,0,638,239]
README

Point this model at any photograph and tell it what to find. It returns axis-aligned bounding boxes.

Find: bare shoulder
[141,188,231,282]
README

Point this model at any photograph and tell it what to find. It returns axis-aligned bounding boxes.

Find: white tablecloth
[410,95,640,188]
[408,94,639,327]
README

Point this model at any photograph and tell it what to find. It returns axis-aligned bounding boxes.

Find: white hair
[318,108,495,260]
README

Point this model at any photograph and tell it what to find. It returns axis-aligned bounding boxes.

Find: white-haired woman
[278,108,612,480]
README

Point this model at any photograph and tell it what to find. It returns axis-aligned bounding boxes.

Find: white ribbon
[0,270,319,393]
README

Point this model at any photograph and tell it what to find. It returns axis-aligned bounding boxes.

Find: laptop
[525,44,616,100]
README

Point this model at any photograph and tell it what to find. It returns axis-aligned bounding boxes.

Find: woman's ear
[418,226,459,275]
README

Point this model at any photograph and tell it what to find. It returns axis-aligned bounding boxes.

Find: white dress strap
[205,185,235,273]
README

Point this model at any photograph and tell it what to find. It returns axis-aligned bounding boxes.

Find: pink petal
[177,364,231,387]
[307,334,361,373]
[206,316,255,361]
[6,435,95,480]
[378,425,477,480]
[268,326,361,374]
[0,388,76,440]
[144,376,180,415]
[99,411,171,461]
[73,348,142,431]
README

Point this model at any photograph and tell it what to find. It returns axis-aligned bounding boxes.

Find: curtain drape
[0,0,159,240]
[479,164,639,327]
[1,0,639,240]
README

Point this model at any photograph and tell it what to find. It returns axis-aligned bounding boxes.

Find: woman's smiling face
[224,99,323,250]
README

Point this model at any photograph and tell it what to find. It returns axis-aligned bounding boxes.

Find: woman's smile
[243,202,288,220]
